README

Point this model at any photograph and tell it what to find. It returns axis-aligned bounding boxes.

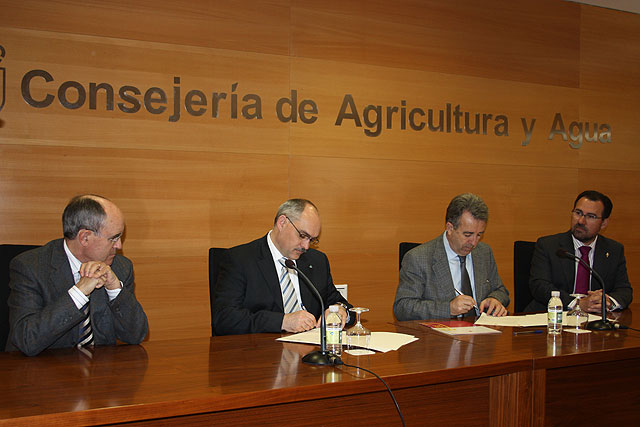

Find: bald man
[6,195,148,356]
[212,199,353,335]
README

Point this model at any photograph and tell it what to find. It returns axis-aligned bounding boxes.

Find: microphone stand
[557,249,615,330]
[283,260,339,365]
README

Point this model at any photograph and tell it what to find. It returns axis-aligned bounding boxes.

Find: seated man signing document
[212,199,353,335]
[393,193,509,320]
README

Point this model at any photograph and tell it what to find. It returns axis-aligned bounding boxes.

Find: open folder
[276,329,418,353]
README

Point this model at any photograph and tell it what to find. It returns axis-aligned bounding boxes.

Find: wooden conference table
[1,306,640,426]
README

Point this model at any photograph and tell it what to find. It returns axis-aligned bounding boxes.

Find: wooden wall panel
[1,28,291,155]
[291,0,581,86]
[580,6,640,94]
[288,57,582,166]
[0,0,291,56]
[1,1,639,341]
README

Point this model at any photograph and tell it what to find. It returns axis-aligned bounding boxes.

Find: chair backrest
[208,247,228,336]
[513,240,536,313]
[399,242,421,269]
[1,244,40,350]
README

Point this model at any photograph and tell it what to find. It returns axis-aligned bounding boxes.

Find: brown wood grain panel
[545,359,640,424]
[288,56,582,167]
[0,0,291,56]
[580,6,640,94]
[490,370,534,427]
[0,27,291,155]
[292,0,581,87]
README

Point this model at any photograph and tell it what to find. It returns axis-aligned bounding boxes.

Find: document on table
[421,321,501,336]
[474,312,602,327]
[276,329,418,353]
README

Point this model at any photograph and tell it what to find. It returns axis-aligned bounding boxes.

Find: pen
[454,288,479,311]
[513,330,543,335]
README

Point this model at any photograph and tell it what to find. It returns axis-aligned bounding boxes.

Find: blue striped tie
[280,259,301,314]
[77,302,94,347]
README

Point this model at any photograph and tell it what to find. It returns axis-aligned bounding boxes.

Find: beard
[571,223,596,243]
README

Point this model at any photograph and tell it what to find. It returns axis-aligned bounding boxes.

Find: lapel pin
[309,264,313,269]
[606,252,609,258]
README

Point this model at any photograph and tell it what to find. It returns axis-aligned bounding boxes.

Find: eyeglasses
[285,216,319,246]
[92,230,122,244]
[572,209,603,222]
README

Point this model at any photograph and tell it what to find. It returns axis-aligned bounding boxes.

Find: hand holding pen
[451,288,479,316]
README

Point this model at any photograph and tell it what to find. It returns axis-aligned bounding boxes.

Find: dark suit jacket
[525,231,633,312]
[6,239,148,356]
[393,234,510,321]
[212,235,352,335]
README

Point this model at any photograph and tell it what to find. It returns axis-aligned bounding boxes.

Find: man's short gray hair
[274,199,317,225]
[62,194,109,239]
[445,193,488,228]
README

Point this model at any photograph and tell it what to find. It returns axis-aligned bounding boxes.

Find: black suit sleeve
[212,250,285,335]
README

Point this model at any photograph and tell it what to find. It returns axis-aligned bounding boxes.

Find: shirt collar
[267,230,293,268]
[442,230,465,261]
[63,239,82,281]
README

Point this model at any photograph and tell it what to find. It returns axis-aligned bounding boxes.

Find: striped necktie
[77,302,94,347]
[73,271,94,348]
[280,258,301,314]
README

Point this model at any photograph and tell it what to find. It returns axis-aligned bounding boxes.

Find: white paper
[276,329,418,353]
[474,311,602,327]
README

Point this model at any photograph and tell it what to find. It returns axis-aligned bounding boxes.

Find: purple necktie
[574,246,591,294]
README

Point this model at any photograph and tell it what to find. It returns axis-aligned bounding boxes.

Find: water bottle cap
[551,291,560,297]
[329,305,339,312]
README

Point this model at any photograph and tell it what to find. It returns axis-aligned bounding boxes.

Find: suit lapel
[471,247,487,299]
[294,255,315,309]
[592,236,610,291]
[257,236,284,311]
[48,240,75,295]
[559,232,575,289]
[432,236,457,300]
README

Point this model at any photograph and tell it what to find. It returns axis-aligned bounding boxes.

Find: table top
[2,304,640,425]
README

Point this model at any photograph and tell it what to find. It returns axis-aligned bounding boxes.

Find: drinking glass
[566,294,589,330]
[346,307,371,349]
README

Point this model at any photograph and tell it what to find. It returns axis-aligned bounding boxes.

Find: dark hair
[62,195,109,239]
[574,190,613,219]
[274,199,317,225]
[445,193,489,228]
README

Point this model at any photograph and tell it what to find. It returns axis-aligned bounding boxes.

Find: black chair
[513,240,536,313]
[1,244,40,350]
[399,242,421,269]
[208,247,228,336]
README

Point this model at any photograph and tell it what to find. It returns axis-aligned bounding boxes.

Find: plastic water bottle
[326,305,342,356]
[547,291,563,335]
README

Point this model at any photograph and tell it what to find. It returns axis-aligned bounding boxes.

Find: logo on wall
[0,45,6,113]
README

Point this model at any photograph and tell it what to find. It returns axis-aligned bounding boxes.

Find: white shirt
[266,231,304,310]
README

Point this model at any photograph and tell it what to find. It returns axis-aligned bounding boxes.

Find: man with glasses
[526,190,632,313]
[6,194,148,355]
[212,199,352,335]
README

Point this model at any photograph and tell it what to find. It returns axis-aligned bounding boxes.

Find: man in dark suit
[526,190,632,313]
[393,193,510,321]
[212,199,352,335]
[6,195,148,356]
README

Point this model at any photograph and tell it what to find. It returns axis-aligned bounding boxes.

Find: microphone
[555,248,615,330]
[284,259,339,365]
